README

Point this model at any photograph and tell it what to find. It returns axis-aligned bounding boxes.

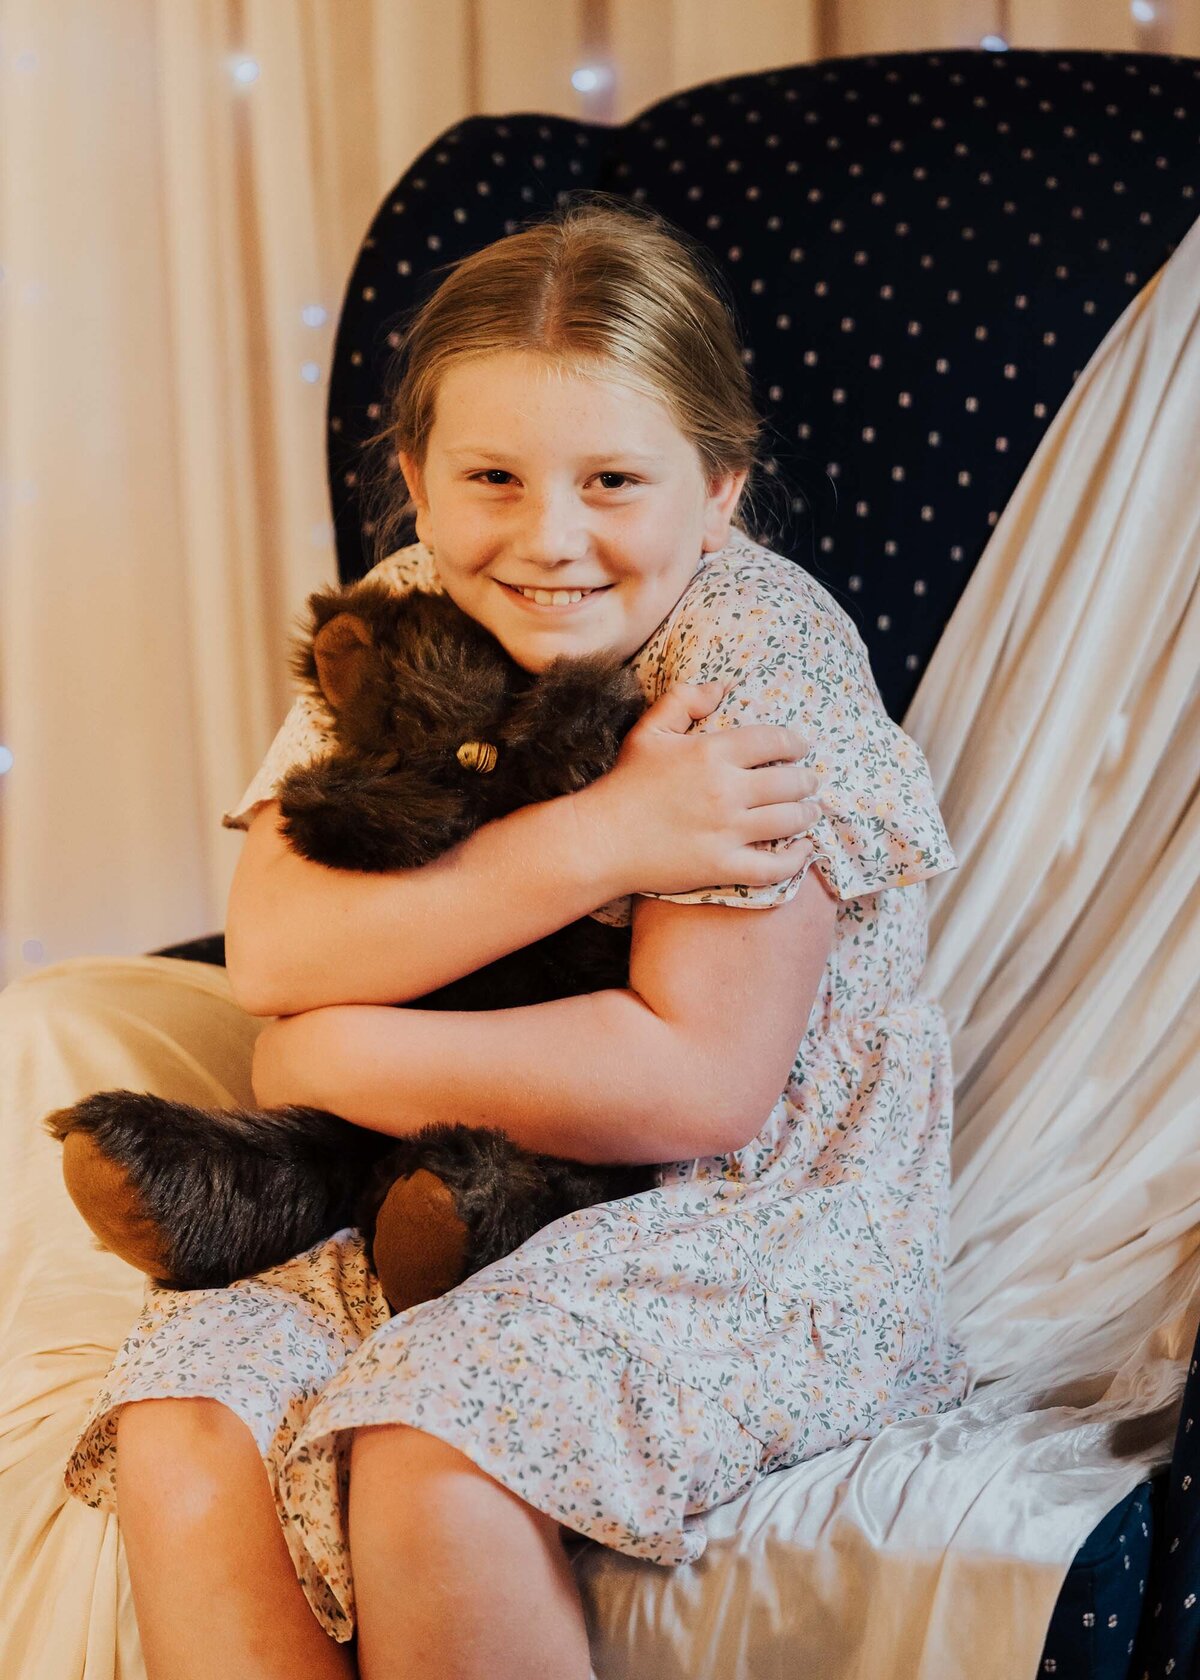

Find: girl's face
[397,350,746,673]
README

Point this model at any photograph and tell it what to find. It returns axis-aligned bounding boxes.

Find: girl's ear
[397,450,427,512]
[701,469,749,553]
[397,451,434,552]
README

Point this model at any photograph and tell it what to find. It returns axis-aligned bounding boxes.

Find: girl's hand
[579,680,825,898]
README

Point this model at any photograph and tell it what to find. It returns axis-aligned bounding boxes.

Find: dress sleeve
[220,692,337,831]
[220,543,437,833]
[634,561,958,910]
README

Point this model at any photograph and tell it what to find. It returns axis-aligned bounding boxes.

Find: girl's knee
[349,1424,565,1547]
[349,1421,468,1497]
[116,1397,265,1522]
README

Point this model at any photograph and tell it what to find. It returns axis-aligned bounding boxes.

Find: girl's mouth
[498,581,614,610]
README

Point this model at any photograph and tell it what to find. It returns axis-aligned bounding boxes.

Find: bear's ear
[312,612,374,712]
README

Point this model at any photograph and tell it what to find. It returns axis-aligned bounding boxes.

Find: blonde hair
[357,195,776,564]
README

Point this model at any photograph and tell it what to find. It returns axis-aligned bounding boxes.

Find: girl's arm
[250,860,836,1163]
[225,789,621,1018]
[226,683,821,1019]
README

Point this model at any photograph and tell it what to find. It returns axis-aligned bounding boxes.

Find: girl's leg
[116,1398,356,1680]
[349,1423,593,1680]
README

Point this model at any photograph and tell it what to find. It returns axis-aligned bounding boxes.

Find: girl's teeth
[515,586,593,605]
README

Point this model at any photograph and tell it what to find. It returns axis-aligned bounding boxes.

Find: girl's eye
[468,469,636,489]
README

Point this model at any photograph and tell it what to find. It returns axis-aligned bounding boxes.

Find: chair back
[327,47,1199,718]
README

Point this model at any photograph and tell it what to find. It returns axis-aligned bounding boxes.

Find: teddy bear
[44,576,660,1314]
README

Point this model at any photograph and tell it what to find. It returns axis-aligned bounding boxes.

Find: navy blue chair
[1129,1344,1200,1679]
[156,46,1200,1676]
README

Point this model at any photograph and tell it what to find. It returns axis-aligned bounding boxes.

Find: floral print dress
[64,531,972,1642]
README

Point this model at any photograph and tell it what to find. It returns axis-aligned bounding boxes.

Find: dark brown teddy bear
[45,577,659,1313]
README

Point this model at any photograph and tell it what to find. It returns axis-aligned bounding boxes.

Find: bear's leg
[359,1124,658,1315]
[56,1122,174,1278]
[44,1091,390,1289]
[369,1167,471,1313]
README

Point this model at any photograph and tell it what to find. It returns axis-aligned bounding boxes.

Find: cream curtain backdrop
[4,0,1200,986]
[0,0,479,989]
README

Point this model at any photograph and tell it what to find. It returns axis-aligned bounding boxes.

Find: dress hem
[277,1315,766,1639]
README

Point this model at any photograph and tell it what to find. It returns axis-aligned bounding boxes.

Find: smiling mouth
[499,581,614,607]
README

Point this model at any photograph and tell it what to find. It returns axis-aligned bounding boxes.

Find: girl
[53,199,969,1679]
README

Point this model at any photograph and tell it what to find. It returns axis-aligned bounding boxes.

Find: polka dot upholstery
[326,46,1200,721]
[1129,1349,1200,1679]
[1039,1481,1159,1679]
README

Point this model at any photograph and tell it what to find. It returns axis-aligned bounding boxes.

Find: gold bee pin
[456,740,498,774]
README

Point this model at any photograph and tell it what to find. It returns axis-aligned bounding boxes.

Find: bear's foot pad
[371,1167,470,1313]
[56,1123,175,1280]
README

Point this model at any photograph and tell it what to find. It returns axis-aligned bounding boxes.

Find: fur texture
[45,1093,395,1289]
[280,583,647,874]
[46,579,658,1302]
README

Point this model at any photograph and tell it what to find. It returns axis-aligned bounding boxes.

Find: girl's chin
[495,618,623,669]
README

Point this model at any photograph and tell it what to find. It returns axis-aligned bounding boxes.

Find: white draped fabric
[574,206,1200,1679]
[2,178,1197,1680]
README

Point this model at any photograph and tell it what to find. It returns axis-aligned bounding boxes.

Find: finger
[740,799,824,846]
[741,765,822,808]
[711,723,814,768]
[642,680,728,733]
[732,845,814,886]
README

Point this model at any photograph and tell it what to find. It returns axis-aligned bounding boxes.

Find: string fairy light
[571,65,612,93]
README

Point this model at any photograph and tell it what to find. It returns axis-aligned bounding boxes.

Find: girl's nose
[512,490,589,565]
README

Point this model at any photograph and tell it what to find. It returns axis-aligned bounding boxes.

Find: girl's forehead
[423,361,695,477]
[429,351,689,449]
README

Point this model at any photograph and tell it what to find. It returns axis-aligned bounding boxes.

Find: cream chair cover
[1,212,1197,1680]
